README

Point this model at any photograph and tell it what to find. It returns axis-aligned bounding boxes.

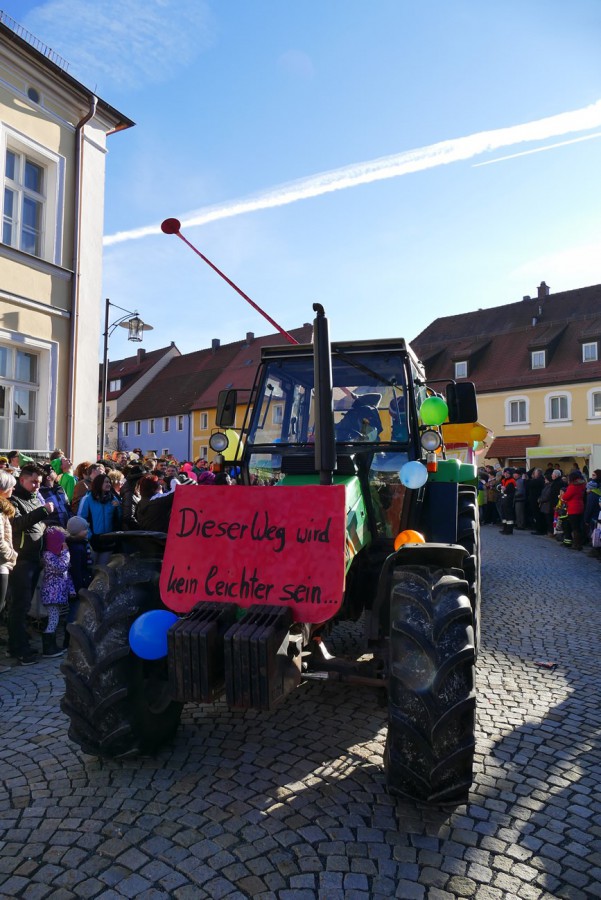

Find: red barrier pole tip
[161,218,181,234]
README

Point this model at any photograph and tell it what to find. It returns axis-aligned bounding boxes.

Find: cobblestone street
[1,527,601,899]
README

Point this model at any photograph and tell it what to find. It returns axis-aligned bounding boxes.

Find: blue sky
[7,0,601,360]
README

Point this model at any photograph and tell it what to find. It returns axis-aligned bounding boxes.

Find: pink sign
[160,485,347,624]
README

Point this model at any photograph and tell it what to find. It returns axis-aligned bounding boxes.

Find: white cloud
[22,0,213,91]
[104,98,601,246]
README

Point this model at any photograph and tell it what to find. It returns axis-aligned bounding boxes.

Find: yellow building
[412,281,601,473]
[0,14,133,461]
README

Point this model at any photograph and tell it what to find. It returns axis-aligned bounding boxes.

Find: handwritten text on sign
[159,485,346,623]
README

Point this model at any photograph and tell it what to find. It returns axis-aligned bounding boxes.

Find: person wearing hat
[499,467,517,535]
[39,526,74,658]
[50,455,77,503]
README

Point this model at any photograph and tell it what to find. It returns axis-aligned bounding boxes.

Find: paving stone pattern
[1,528,601,898]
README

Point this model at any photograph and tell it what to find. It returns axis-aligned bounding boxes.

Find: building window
[1,134,63,264]
[583,342,598,362]
[200,412,208,430]
[135,421,141,435]
[508,399,527,424]
[3,149,44,256]
[177,415,184,431]
[589,391,601,418]
[105,405,110,418]
[123,423,129,437]
[149,418,155,434]
[109,379,121,391]
[162,448,169,457]
[531,350,546,369]
[0,344,39,449]
[163,417,169,432]
[454,360,468,379]
[547,394,569,422]
[273,405,283,425]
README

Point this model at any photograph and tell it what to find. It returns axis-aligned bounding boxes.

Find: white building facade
[0,14,133,462]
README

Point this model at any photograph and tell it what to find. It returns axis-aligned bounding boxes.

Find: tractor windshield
[247,350,409,447]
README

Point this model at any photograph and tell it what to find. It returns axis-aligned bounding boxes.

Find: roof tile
[411,282,601,391]
[115,325,313,422]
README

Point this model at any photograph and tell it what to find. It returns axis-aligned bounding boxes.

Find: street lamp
[100,298,153,460]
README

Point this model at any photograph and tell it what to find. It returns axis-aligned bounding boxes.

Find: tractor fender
[389,542,468,570]
[369,542,468,641]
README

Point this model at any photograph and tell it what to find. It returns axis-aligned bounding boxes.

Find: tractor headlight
[209,431,229,453]
[420,430,442,452]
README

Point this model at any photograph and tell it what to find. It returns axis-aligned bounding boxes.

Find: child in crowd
[64,516,94,648]
[40,526,75,658]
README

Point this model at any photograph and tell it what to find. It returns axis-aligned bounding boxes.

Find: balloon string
[174,230,299,345]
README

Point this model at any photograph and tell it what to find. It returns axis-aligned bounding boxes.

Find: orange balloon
[394,529,426,550]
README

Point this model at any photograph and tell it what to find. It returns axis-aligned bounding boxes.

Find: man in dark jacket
[526,467,546,533]
[8,465,54,664]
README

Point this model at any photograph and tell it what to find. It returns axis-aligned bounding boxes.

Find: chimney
[137,348,146,364]
[537,281,550,300]
[212,338,220,351]
[246,332,255,344]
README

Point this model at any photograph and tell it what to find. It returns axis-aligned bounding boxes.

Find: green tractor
[62,304,481,806]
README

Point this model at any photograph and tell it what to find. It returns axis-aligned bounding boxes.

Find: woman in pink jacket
[560,470,586,550]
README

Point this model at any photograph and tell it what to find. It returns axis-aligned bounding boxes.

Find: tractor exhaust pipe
[312,303,337,485]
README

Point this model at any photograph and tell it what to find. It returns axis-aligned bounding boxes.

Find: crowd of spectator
[477,462,601,553]
[0,448,233,667]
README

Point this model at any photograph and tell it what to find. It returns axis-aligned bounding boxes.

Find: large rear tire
[61,554,183,758]
[385,565,476,806]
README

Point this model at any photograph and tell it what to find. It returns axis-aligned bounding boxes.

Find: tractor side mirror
[216,389,237,427]
[446,381,478,424]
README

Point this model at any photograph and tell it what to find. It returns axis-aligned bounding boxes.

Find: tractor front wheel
[385,564,476,806]
[61,554,183,758]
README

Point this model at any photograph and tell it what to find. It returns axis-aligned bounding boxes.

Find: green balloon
[420,396,448,426]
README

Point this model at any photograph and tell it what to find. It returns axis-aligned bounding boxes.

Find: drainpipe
[66,94,97,459]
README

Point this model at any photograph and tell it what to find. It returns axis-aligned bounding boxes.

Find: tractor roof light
[209,431,230,453]
[420,429,442,452]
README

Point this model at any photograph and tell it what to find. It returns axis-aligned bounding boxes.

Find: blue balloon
[129,609,178,660]
[400,460,429,489]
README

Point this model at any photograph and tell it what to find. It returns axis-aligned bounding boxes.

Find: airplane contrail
[104,99,601,247]
[473,131,601,166]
